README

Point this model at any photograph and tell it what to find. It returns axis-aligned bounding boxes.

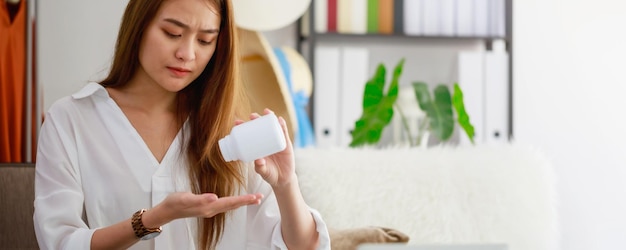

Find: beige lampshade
[232,0,311,31]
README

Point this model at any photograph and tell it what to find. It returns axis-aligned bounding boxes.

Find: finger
[212,194,263,213]
[250,193,263,204]
[249,112,261,120]
[263,108,273,115]
[234,119,244,125]
[201,193,219,202]
[254,158,266,166]
[254,158,269,179]
[277,116,293,149]
[183,193,218,209]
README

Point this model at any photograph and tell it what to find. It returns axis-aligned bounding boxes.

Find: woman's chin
[161,80,193,93]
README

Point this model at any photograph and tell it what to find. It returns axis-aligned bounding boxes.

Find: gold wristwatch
[131,209,162,240]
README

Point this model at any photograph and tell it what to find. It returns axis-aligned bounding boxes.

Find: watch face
[140,231,161,241]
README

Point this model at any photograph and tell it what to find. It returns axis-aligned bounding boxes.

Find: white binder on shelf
[338,47,369,147]
[458,51,486,145]
[350,0,367,34]
[473,0,489,37]
[403,0,423,36]
[314,0,328,33]
[440,0,456,36]
[490,0,506,37]
[456,0,474,36]
[484,45,509,144]
[314,46,342,148]
[422,0,441,36]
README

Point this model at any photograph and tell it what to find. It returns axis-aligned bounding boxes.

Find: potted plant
[350,59,476,148]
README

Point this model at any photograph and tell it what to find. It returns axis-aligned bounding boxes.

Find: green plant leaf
[412,83,455,141]
[349,59,404,147]
[452,83,475,144]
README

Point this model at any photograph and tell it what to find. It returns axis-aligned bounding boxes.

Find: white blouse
[33,82,330,250]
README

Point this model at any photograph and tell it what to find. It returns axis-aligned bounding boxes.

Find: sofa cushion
[294,144,559,250]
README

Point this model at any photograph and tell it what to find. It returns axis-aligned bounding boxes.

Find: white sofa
[294,143,559,250]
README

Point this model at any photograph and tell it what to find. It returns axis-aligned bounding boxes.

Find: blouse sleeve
[33,111,95,250]
[244,164,331,250]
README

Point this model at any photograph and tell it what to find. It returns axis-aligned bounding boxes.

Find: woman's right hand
[142,192,263,228]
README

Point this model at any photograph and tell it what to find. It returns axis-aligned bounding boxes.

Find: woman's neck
[109,76,178,115]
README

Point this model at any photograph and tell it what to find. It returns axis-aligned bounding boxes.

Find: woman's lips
[167,67,191,77]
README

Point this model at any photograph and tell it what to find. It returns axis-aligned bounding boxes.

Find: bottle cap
[218,135,235,162]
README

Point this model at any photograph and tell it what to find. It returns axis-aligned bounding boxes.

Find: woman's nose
[175,41,196,62]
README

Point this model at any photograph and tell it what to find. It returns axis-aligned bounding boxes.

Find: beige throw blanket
[330,226,410,250]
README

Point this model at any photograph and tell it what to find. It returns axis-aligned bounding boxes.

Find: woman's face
[137,0,221,92]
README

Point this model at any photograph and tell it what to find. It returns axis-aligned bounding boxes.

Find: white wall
[38,0,128,110]
[514,0,626,249]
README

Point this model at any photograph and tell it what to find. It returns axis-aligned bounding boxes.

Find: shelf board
[301,32,508,42]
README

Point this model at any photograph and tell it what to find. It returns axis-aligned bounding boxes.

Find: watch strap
[131,209,162,240]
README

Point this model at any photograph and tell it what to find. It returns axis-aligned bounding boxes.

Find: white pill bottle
[219,113,287,163]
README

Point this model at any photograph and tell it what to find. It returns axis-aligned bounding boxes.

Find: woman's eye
[199,40,211,45]
[164,31,181,38]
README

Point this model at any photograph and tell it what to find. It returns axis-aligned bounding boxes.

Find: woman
[33,0,329,249]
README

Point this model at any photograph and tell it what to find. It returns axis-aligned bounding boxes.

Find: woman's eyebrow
[163,18,219,34]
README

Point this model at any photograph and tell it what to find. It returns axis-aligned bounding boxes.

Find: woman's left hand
[235,109,296,189]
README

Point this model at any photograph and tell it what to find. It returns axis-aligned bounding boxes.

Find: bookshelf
[297,0,514,146]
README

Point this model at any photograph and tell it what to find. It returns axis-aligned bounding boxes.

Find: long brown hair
[100,0,248,249]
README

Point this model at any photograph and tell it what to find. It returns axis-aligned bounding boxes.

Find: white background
[37,1,626,249]
[514,0,626,249]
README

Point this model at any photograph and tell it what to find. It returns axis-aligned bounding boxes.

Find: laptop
[357,243,508,250]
